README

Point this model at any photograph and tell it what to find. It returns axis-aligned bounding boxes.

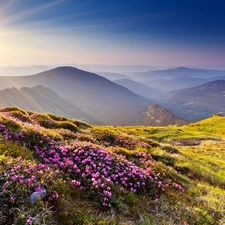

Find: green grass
[93,115,225,224]
[0,107,225,225]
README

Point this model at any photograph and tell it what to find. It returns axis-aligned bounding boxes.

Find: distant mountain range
[135,103,187,126]
[1,66,224,124]
[166,80,225,121]
[0,86,97,123]
[0,66,192,126]
[97,72,131,81]
[0,67,149,125]
[114,79,164,101]
[132,67,225,92]
[134,67,225,80]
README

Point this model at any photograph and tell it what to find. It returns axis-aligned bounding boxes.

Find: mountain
[0,67,148,125]
[135,103,187,126]
[144,77,215,92]
[134,67,225,80]
[114,79,164,101]
[166,80,225,121]
[0,85,97,123]
[0,66,50,76]
[97,72,131,81]
[132,67,225,92]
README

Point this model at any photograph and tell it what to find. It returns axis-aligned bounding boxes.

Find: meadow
[0,107,224,225]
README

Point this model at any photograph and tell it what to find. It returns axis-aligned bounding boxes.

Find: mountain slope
[0,85,97,123]
[135,103,187,126]
[114,79,164,101]
[0,67,148,125]
[166,80,225,120]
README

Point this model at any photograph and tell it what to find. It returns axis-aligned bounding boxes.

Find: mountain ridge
[135,102,187,126]
[166,80,225,121]
[0,67,149,125]
[0,85,98,123]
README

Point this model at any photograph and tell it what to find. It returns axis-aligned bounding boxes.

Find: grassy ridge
[0,107,224,225]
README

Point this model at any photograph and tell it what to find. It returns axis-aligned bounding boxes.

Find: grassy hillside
[0,107,224,225]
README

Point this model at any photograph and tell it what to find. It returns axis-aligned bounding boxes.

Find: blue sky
[0,0,225,66]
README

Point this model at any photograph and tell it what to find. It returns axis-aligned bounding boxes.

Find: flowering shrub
[0,122,168,208]
[7,111,31,123]
[30,114,57,129]
[0,157,58,224]
[0,109,189,225]
[37,142,166,206]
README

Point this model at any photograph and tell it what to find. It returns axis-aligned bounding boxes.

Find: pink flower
[52,191,59,199]
[35,187,41,192]
[10,196,14,201]
[11,176,17,181]
[71,180,76,185]
[155,198,159,203]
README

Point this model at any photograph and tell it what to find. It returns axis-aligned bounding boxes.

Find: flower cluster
[0,156,58,202]
[0,115,185,209]
[34,141,162,206]
[0,122,163,207]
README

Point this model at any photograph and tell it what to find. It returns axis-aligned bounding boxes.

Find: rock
[29,188,46,205]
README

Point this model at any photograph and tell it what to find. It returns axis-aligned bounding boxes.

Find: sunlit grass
[0,108,225,224]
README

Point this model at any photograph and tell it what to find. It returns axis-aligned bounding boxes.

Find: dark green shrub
[30,114,56,129]
[0,116,22,132]
[48,113,68,122]
[8,110,31,123]
[56,121,79,132]
[71,120,92,129]
[0,106,27,115]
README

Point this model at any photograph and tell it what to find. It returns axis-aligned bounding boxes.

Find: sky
[0,0,225,67]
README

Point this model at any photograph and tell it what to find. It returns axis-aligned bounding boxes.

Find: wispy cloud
[0,0,16,14]
[9,6,113,30]
[0,0,64,26]
[0,20,144,38]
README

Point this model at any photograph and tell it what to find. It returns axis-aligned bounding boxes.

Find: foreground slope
[0,85,97,123]
[0,107,224,225]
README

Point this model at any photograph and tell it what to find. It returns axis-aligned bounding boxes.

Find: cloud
[0,20,144,38]
[0,0,16,14]
[0,0,64,26]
